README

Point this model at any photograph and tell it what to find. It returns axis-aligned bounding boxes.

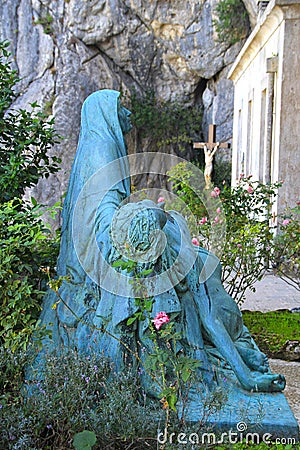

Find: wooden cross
[193,124,230,188]
[193,124,230,151]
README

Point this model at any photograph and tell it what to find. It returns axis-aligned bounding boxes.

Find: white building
[228,0,300,215]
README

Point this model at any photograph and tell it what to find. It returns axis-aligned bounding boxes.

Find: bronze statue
[31,90,285,399]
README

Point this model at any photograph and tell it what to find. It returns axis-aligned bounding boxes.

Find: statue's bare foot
[248,373,286,392]
[237,346,269,373]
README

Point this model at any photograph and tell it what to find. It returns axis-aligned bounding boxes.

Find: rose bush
[167,164,293,305]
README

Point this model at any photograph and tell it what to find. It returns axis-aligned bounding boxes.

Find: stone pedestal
[184,371,299,444]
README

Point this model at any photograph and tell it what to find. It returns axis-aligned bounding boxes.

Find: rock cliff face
[0,0,257,209]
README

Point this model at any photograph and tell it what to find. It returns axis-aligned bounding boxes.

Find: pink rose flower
[157,196,165,203]
[152,312,170,330]
[216,207,221,214]
[211,187,220,197]
[214,216,219,223]
[237,243,242,248]
[247,185,254,194]
[199,217,208,225]
[192,237,200,246]
[282,219,290,226]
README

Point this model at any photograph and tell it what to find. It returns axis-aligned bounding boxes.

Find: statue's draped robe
[32,90,259,393]
[34,91,209,378]
[36,90,133,361]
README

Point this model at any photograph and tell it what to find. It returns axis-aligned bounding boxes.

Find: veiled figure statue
[31,89,285,397]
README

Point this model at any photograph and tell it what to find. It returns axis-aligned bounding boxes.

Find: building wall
[229,0,300,215]
[277,11,300,209]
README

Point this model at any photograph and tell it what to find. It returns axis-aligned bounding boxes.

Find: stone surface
[279,341,300,362]
[242,272,300,312]
[185,371,300,441]
[0,0,257,212]
[269,359,300,426]
[241,273,300,430]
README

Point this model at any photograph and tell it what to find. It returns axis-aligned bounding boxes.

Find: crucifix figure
[193,124,230,189]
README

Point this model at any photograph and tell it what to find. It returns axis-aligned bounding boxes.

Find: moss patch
[242,310,300,357]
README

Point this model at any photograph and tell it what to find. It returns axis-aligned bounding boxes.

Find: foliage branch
[0,41,61,203]
[213,0,250,46]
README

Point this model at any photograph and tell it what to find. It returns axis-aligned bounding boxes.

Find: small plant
[33,13,54,35]
[73,430,97,450]
[144,311,203,420]
[43,95,56,116]
[0,348,162,449]
[213,0,250,46]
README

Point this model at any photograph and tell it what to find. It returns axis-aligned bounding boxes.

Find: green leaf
[144,299,153,312]
[126,316,137,326]
[112,260,125,268]
[181,367,191,383]
[73,430,97,450]
[166,393,177,412]
[139,268,153,276]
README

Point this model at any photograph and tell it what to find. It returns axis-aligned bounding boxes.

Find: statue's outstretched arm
[211,143,219,157]
[200,306,285,392]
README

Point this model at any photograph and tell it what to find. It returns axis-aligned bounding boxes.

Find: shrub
[0,199,60,351]
[167,164,282,304]
[0,41,61,350]
[215,177,280,304]
[0,41,61,203]
[0,348,163,449]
